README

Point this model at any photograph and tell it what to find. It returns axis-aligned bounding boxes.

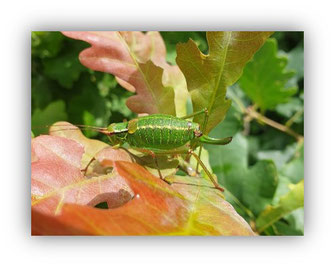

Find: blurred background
[31,32,304,235]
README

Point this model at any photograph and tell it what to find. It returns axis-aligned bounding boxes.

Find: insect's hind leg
[196,108,209,173]
[179,108,209,174]
[188,149,224,192]
[183,108,210,174]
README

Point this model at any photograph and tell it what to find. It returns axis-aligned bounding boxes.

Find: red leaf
[31,124,255,235]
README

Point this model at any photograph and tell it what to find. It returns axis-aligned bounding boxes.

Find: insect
[66,108,232,192]
[45,108,232,192]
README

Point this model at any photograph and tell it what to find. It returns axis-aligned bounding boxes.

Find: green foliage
[31,32,135,138]
[160,32,208,64]
[31,31,304,236]
[176,32,272,134]
[206,133,278,216]
[31,100,68,136]
[239,38,298,111]
[256,180,304,233]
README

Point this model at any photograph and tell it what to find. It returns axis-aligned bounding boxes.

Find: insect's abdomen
[126,114,196,150]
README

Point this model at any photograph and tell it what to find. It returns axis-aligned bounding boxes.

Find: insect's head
[107,122,128,135]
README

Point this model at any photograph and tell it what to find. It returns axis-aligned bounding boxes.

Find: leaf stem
[246,106,304,142]
[285,108,304,128]
[229,89,303,141]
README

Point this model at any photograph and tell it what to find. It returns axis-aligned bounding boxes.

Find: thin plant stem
[228,89,303,141]
[246,107,304,142]
[285,108,304,128]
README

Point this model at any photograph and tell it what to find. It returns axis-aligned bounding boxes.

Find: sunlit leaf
[31,135,133,216]
[176,31,272,133]
[31,124,255,236]
[62,31,188,116]
[256,180,304,233]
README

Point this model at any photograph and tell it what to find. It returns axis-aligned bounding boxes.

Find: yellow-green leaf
[176,31,272,133]
[256,180,304,233]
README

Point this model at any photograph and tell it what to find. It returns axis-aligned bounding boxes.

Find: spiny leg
[136,147,224,192]
[188,149,224,192]
[179,108,209,173]
[194,108,209,174]
[159,147,224,192]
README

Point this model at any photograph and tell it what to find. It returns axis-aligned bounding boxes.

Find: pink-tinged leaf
[62,31,176,115]
[31,135,134,215]
[32,124,255,236]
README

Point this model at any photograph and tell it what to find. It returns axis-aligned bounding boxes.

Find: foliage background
[31,31,304,235]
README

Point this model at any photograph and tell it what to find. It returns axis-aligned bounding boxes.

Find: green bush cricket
[49,109,232,192]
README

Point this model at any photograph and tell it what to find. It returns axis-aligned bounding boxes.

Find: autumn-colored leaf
[62,31,189,116]
[176,31,272,134]
[31,124,255,236]
[31,135,133,214]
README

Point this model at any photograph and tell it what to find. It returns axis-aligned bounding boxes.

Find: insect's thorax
[125,114,199,150]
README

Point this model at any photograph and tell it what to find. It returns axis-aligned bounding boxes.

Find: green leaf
[161,31,207,65]
[273,211,304,236]
[256,143,298,170]
[206,133,278,216]
[31,75,53,110]
[32,32,64,58]
[211,100,244,137]
[256,180,304,233]
[43,45,86,89]
[275,96,303,119]
[287,43,304,83]
[31,100,68,136]
[239,38,298,111]
[67,75,110,129]
[281,143,304,183]
[176,31,272,134]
